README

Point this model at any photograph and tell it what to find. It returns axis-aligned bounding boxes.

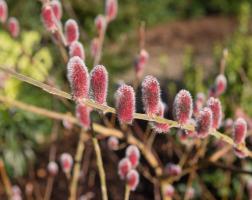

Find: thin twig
[69,129,86,200]
[0,159,12,198]
[124,184,130,200]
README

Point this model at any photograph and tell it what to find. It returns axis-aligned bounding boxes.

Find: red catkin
[193,92,205,116]
[126,169,140,191]
[215,74,227,96]
[76,103,91,130]
[90,65,108,105]
[152,101,170,133]
[47,161,59,176]
[165,163,182,176]
[41,4,57,32]
[8,17,20,38]
[134,49,149,78]
[64,19,79,46]
[105,0,118,22]
[60,153,73,174]
[115,84,135,124]
[173,89,193,125]
[207,97,222,129]
[196,107,213,138]
[0,0,7,23]
[69,41,85,60]
[118,158,132,179]
[164,184,175,197]
[107,136,119,151]
[51,0,62,21]
[142,75,161,116]
[95,14,106,35]
[67,56,89,101]
[233,118,247,145]
[126,145,140,168]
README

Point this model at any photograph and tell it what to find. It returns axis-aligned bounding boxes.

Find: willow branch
[0,66,251,158]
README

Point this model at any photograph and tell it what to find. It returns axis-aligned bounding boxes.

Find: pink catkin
[196,107,213,138]
[118,158,132,179]
[152,102,170,133]
[47,161,59,176]
[95,14,106,35]
[126,145,140,168]
[90,65,108,105]
[233,118,247,145]
[193,92,205,116]
[41,4,57,32]
[60,153,73,174]
[76,103,91,130]
[8,17,20,38]
[105,0,118,22]
[135,49,149,78]
[107,136,119,151]
[165,163,182,176]
[91,38,99,58]
[0,0,7,23]
[64,19,79,46]
[115,84,135,124]
[142,75,161,116]
[164,184,175,197]
[207,97,222,129]
[69,41,85,60]
[51,0,62,21]
[215,74,227,96]
[173,89,193,125]
[67,56,89,101]
[126,169,139,191]
[233,147,247,158]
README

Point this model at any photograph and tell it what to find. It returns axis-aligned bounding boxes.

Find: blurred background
[1,0,252,199]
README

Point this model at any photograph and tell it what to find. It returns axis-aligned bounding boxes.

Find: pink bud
[76,103,91,130]
[247,179,252,199]
[64,19,79,46]
[215,74,227,96]
[60,153,73,174]
[135,49,149,78]
[12,185,22,200]
[126,169,139,191]
[62,119,73,130]
[95,14,106,35]
[0,0,7,23]
[126,145,140,168]
[8,17,20,38]
[142,75,161,116]
[173,89,193,125]
[90,65,108,105]
[91,38,99,58]
[193,92,205,116]
[67,56,89,101]
[41,5,57,32]
[164,184,175,197]
[224,118,233,131]
[105,0,118,22]
[69,41,85,60]
[165,163,182,176]
[207,97,222,129]
[152,102,170,133]
[51,0,62,21]
[233,147,247,158]
[233,118,247,145]
[196,107,213,138]
[47,161,59,176]
[115,84,135,124]
[107,136,119,150]
[185,187,195,200]
[118,158,132,179]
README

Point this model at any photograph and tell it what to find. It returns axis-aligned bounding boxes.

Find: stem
[0,159,12,198]
[124,184,130,200]
[92,136,108,200]
[69,129,86,200]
